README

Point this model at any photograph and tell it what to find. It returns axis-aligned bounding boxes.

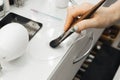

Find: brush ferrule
[73,26,79,32]
[68,26,78,32]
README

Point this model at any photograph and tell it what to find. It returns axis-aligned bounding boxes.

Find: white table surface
[0,0,119,80]
[113,66,120,80]
[0,0,68,80]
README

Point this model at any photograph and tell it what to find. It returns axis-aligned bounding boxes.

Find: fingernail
[73,26,79,31]
[73,26,81,33]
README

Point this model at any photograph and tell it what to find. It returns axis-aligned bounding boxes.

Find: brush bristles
[49,40,60,48]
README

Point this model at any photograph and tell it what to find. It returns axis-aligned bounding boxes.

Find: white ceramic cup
[0,23,29,61]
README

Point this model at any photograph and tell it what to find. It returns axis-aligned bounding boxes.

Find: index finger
[64,4,94,32]
[64,6,80,32]
[64,12,74,32]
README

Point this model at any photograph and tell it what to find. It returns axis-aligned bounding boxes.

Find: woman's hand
[64,3,119,33]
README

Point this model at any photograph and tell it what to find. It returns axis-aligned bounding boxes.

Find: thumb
[75,19,98,32]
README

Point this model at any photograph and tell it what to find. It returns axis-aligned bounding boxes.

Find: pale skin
[64,0,120,33]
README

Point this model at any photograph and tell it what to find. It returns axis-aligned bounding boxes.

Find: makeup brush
[50,0,106,48]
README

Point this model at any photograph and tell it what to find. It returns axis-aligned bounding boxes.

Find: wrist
[108,7,119,24]
[108,1,120,24]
